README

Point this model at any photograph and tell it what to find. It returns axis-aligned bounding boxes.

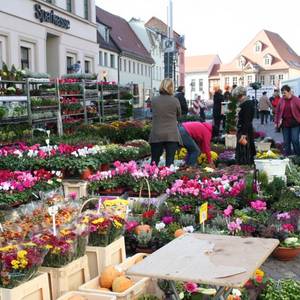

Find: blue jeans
[178,125,200,166]
[282,126,300,156]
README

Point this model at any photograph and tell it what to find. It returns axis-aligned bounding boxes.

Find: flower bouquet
[0,242,47,288]
[32,231,76,267]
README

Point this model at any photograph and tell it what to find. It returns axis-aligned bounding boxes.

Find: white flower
[47,180,53,185]
[46,130,51,137]
[284,237,298,244]
[179,292,185,299]
[45,139,50,145]
[56,171,62,177]
[1,182,11,191]
[13,150,23,158]
[71,151,78,157]
[183,226,194,233]
[232,289,242,296]
[56,178,62,183]
[155,222,165,231]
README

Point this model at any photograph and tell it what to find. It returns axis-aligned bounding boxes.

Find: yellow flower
[17,250,27,259]
[254,269,264,278]
[82,216,90,224]
[60,229,71,236]
[11,260,20,269]
[20,259,28,268]
[113,220,123,228]
[92,217,105,225]
[22,242,36,247]
[45,244,53,249]
[0,245,16,252]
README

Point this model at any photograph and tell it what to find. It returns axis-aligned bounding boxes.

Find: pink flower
[228,218,242,233]
[282,223,294,233]
[250,200,267,212]
[162,216,174,225]
[223,205,233,217]
[277,212,290,221]
[125,221,139,232]
[69,192,77,200]
[184,282,198,293]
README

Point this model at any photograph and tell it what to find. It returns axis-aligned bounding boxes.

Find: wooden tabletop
[127,233,279,288]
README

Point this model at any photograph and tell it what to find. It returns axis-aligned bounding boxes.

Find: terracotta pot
[272,246,300,261]
[80,168,93,180]
[100,187,126,196]
[135,246,155,254]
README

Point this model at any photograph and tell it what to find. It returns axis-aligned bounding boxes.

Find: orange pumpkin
[174,229,185,238]
[99,266,123,289]
[134,224,151,235]
[112,276,134,293]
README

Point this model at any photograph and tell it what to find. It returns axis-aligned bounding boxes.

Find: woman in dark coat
[212,88,224,137]
[149,79,182,166]
[234,86,256,165]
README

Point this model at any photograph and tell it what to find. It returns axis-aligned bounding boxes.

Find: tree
[225,93,238,134]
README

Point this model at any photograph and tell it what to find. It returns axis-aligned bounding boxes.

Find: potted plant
[135,230,154,254]
[272,235,300,261]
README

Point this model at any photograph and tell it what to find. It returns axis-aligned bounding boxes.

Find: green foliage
[259,279,300,300]
[225,94,238,133]
[286,162,300,186]
[272,187,300,211]
[138,295,160,300]
[250,82,262,91]
[263,177,286,205]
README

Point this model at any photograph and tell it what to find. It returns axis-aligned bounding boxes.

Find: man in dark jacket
[175,86,188,115]
[213,88,224,137]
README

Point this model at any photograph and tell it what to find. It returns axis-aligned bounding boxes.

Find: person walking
[178,122,213,166]
[259,92,273,124]
[175,86,188,115]
[234,86,256,165]
[212,87,224,137]
[275,85,300,156]
[149,79,182,166]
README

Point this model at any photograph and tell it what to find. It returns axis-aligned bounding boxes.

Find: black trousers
[260,110,269,124]
[150,142,178,167]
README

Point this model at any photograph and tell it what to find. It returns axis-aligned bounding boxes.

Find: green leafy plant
[225,94,238,133]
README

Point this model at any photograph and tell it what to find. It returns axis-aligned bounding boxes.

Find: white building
[185,55,221,101]
[96,7,154,99]
[0,0,99,77]
[129,18,164,94]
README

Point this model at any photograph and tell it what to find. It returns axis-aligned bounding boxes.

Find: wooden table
[127,234,279,299]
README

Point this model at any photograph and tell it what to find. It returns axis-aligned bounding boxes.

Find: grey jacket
[259,95,272,111]
[149,94,182,144]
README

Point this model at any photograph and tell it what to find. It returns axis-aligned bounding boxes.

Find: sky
[95,0,300,64]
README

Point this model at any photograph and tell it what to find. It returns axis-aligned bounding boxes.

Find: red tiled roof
[96,7,154,64]
[220,29,300,73]
[185,55,220,73]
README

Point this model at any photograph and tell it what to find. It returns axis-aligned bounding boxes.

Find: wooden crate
[86,236,126,279]
[57,291,116,300]
[0,272,50,300]
[62,180,88,200]
[79,275,148,300]
[40,255,90,300]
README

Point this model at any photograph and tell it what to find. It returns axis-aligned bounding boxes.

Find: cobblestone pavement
[253,118,300,280]
[262,255,300,280]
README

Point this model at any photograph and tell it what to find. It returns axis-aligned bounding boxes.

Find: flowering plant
[0,242,47,288]
[256,150,279,159]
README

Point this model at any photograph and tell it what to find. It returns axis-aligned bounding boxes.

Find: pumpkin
[112,276,134,293]
[68,296,87,300]
[97,287,111,291]
[174,229,185,238]
[135,224,151,235]
[99,266,123,289]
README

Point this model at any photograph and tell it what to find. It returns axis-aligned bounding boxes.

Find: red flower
[142,210,155,219]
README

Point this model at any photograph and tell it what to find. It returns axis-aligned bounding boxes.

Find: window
[66,56,73,74]
[66,0,72,12]
[45,0,53,3]
[265,58,270,65]
[191,79,195,92]
[279,74,284,81]
[260,75,265,85]
[99,51,103,66]
[84,60,90,74]
[225,77,230,85]
[232,77,237,85]
[133,61,135,73]
[0,42,3,70]
[270,75,275,85]
[21,46,30,69]
[264,54,272,66]
[119,58,122,71]
[247,75,252,85]
[84,0,89,20]
[140,64,143,76]
[199,79,203,91]
[123,59,127,72]
[128,60,131,73]
[104,52,108,66]
[105,28,109,43]
[110,54,115,68]
[239,76,244,86]
[137,63,140,75]
[255,41,262,52]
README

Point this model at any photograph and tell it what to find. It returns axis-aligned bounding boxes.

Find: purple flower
[162,216,174,225]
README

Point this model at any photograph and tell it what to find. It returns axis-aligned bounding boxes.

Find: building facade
[219,30,300,90]
[185,55,221,101]
[0,0,99,77]
[129,18,164,94]
[145,17,185,88]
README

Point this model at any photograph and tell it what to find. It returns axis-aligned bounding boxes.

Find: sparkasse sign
[34,4,70,29]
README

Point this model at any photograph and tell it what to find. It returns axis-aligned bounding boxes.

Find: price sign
[48,205,59,236]
[199,202,208,224]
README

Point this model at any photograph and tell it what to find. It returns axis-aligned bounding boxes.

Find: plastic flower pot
[80,168,93,180]
[272,246,300,261]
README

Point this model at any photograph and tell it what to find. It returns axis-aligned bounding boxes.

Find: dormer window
[97,24,110,43]
[264,54,273,66]
[239,56,246,67]
[254,41,262,52]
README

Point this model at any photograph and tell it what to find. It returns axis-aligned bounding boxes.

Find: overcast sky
[95,0,300,64]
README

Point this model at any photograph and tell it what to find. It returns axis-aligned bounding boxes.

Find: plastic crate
[62,180,88,200]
